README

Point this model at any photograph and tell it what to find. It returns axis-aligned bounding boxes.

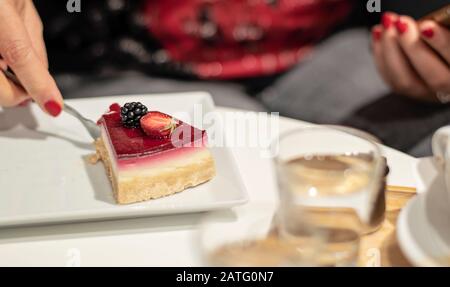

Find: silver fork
[2,69,101,139]
[63,103,101,139]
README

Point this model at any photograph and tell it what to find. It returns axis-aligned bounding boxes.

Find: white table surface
[0,107,418,266]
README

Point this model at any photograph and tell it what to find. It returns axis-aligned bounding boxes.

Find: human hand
[372,12,450,103]
[0,0,63,116]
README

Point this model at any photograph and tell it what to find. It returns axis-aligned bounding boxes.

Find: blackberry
[120,102,148,128]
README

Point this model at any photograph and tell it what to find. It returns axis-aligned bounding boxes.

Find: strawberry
[140,111,179,138]
[109,103,121,113]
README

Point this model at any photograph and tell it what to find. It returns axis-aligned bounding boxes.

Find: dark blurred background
[31,0,450,157]
[33,0,447,76]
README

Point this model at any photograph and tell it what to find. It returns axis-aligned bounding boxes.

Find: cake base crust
[95,138,216,204]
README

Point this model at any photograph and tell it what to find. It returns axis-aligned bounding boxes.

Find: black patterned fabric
[34,0,448,77]
[35,1,186,77]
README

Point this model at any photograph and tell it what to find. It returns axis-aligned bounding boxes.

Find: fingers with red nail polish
[44,100,62,117]
[0,1,64,116]
[397,16,450,96]
[371,24,395,91]
[421,28,434,39]
[372,14,433,101]
[373,13,450,102]
[395,18,408,35]
[419,20,450,65]
[372,26,382,42]
[382,12,394,29]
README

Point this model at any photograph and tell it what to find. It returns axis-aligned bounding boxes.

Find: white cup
[432,126,450,198]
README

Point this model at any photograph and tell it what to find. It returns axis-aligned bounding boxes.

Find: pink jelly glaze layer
[117,146,208,170]
[98,111,209,165]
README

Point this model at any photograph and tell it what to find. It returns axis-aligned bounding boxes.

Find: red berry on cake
[120,102,148,128]
[109,103,121,113]
[140,111,179,138]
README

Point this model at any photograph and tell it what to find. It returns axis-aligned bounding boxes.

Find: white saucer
[397,157,450,266]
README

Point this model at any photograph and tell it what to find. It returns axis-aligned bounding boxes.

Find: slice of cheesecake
[95,103,215,204]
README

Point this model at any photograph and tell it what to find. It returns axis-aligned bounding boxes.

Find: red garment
[145,0,352,79]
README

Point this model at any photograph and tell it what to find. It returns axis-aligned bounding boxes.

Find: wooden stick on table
[387,185,416,194]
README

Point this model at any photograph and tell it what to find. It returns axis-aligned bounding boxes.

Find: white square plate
[0,92,248,228]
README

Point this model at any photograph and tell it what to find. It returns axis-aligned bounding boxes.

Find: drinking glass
[274,126,385,266]
[198,204,322,266]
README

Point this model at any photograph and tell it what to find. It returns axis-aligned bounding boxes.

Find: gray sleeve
[259,28,450,156]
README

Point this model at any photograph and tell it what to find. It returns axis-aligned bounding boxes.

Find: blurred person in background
[0,0,449,156]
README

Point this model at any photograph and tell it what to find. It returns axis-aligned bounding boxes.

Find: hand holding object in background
[372,12,450,103]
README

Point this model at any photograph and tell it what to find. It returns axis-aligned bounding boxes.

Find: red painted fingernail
[44,100,62,117]
[372,28,382,41]
[421,28,434,39]
[395,19,408,34]
[382,13,393,29]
